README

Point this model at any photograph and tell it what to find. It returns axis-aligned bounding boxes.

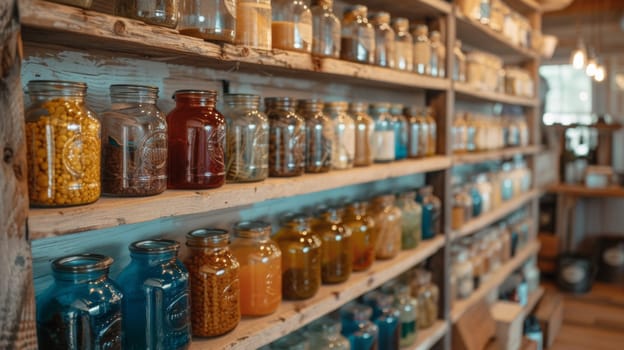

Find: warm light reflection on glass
[594,65,606,82]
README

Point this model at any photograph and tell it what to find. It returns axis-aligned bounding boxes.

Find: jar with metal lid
[117,240,190,350]
[417,186,441,240]
[230,221,282,316]
[274,214,322,299]
[369,103,396,162]
[265,97,306,177]
[25,80,101,207]
[235,0,272,50]
[390,104,408,160]
[452,247,474,299]
[394,284,418,347]
[48,0,93,8]
[313,206,353,283]
[341,5,375,64]
[392,18,413,71]
[36,254,123,349]
[307,316,350,350]
[297,99,333,173]
[369,11,396,68]
[424,107,437,156]
[271,330,310,350]
[324,101,355,170]
[453,40,466,82]
[413,24,430,75]
[348,102,374,166]
[343,201,377,271]
[184,229,240,337]
[363,292,400,350]
[396,190,422,250]
[371,194,402,259]
[414,269,439,329]
[115,0,179,28]
[272,0,313,52]
[311,0,341,58]
[340,303,379,350]
[404,106,428,158]
[429,31,445,78]
[178,0,235,42]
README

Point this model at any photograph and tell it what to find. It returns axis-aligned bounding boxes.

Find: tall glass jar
[167,90,225,189]
[297,99,333,173]
[371,194,403,259]
[392,18,413,71]
[117,240,190,350]
[341,5,375,64]
[424,107,437,156]
[311,0,341,58]
[369,11,396,68]
[230,221,282,316]
[25,80,101,207]
[414,269,439,329]
[404,106,428,158]
[452,247,474,299]
[452,112,468,153]
[272,0,313,52]
[429,31,445,78]
[349,102,375,166]
[394,285,418,347]
[369,103,396,162]
[265,97,306,177]
[390,104,408,160]
[325,101,355,170]
[313,207,353,284]
[101,85,167,197]
[340,303,379,350]
[343,201,377,271]
[115,0,179,28]
[36,254,123,349]
[453,39,466,82]
[235,0,272,50]
[366,293,400,350]
[274,214,322,299]
[178,0,235,42]
[307,316,350,350]
[184,229,240,337]
[397,191,422,250]
[417,186,441,240]
[413,24,430,75]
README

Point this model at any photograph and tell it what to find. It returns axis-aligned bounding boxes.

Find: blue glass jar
[390,104,408,160]
[470,185,483,217]
[117,239,190,350]
[36,254,123,350]
[416,186,441,240]
[363,292,400,350]
[340,303,379,350]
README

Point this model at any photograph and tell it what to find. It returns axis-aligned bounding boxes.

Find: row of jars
[463,49,535,96]
[451,113,530,153]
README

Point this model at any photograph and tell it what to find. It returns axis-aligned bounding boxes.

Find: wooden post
[0,0,37,348]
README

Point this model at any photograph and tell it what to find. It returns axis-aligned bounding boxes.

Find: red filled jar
[167,90,226,189]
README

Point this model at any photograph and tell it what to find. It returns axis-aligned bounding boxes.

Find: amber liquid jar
[167,90,225,189]
[343,201,377,271]
[265,97,306,177]
[313,207,353,284]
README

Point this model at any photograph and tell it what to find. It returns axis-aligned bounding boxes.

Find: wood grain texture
[454,81,539,107]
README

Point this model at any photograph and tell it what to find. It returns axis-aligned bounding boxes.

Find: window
[540,64,593,125]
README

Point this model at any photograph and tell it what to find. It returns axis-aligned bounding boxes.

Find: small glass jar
[369,11,396,68]
[429,31,445,78]
[396,191,422,250]
[452,247,474,299]
[424,107,437,156]
[235,0,272,50]
[274,214,322,300]
[390,104,408,160]
[324,101,356,170]
[404,106,428,158]
[307,316,350,350]
[313,207,353,284]
[414,269,439,329]
[272,331,310,350]
[25,80,101,207]
[37,254,123,349]
[451,186,472,231]
[371,194,403,259]
[369,103,396,162]
[340,303,379,350]
[343,201,377,271]
[364,293,400,350]
[348,102,374,166]
[185,229,240,337]
[413,24,430,75]
[392,18,413,71]
[341,5,375,64]
[117,240,190,350]
[178,0,235,42]
[475,174,492,213]
[452,113,468,153]
[297,99,333,174]
[470,184,483,217]
[394,285,418,347]
[272,0,313,52]
[453,39,466,82]
[417,186,441,240]
[265,97,306,177]
[115,0,179,28]
[311,0,341,58]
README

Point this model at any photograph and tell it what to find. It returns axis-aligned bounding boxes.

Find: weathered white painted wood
[452,145,542,165]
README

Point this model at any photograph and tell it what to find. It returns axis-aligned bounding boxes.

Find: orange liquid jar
[313,207,353,284]
[343,201,377,271]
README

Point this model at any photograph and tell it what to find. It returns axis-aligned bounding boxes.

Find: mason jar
[396,190,422,250]
[115,0,179,28]
[417,186,441,240]
[413,24,430,75]
[265,97,306,177]
[368,11,396,68]
[178,0,236,42]
[313,206,353,284]
[341,5,375,64]
[235,0,272,50]
[272,0,313,52]
[390,104,408,160]
[404,106,428,158]
[340,303,379,350]
[307,316,350,350]
[429,30,445,78]
[348,102,374,166]
[343,200,377,271]
[369,103,396,162]
[394,284,418,347]
[392,17,413,71]
[414,269,439,329]
[297,99,333,173]
[324,101,356,170]
[363,292,400,350]
[371,194,403,259]
[311,0,341,58]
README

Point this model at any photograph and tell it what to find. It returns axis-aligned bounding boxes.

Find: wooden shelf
[454,82,538,107]
[521,287,545,318]
[451,240,540,322]
[343,0,452,17]
[547,184,624,198]
[506,0,541,14]
[453,146,541,165]
[409,320,449,350]
[190,236,445,350]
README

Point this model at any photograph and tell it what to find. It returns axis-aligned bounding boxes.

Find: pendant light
[570,39,586,69]
[594,65,605,82]
[585,50,597,77]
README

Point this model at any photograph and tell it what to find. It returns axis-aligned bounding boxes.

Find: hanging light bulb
[586,57,597,76]
[570,39,586,69]
[594,65,606,82]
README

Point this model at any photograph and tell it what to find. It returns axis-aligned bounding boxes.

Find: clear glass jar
[178,0,235,42]
[369,103,396,162]
[371,194,403,259]
[452,112,468,153]
[230,221,282,316]
[390,104,408,160]
[417,186,441,240]
[413,24,430,75]
[403,106,422,159]
[325,101,355,170]
[348,102,374,166]
[117,240,190,350]
[424,107,437,156]
[235,0,272,50]
[297,99,333,173]
[465,113,477,152]
[451,186,472,230]
[185,229,240,337]
[311,0,341,58]
[343,201,376,271]
[452,247,474,299]
[307,316,350,350]
[475,174,492,213]
[341,5,375,64]
[394,285,418,347]
[501,162,514,201]
[274,214,322,299]
[25,80,101,207]
[453,39,466,82]
[265,97,306,177]
[429,30,445,78]
[396,191,422,250]
[369,11,396,68]
[392,18,413,71]
[364,293,400,350]
[272,0,313,52]
[414,269,439,329]
[340,303,379,350]
[314,207,354,284]
[115,0,179,28]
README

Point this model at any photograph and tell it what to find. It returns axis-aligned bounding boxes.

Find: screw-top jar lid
[392,17,410,31]
[110,84,159,96]
[52,254,113,273]
[129,239,180,253]
[233,220,272,238]
[224,93,261,106]
[27,80,87,97]
[297,98,324,113]
[186,228,229,246]
[172,89,217,99]
[368,11,391,24]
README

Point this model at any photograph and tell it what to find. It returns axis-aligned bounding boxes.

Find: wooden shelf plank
[410,320,449,350]
[454,82,538,107]
[451,241,540,322]
[190,236,445,350]
[506,0,541,14]
[547,184,624,198]
[521,287,544,318]
[343,0,452,17]
[453,146,541,165]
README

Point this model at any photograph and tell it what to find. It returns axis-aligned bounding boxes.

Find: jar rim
[110,84,159,95]
[233,220,271,233]
[173,90,217,99]
[27,80,87,96]
[52,254,113,273]
[186,228,229,245]
[129,239,180,253]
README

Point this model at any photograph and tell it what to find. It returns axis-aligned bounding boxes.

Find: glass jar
[272,331,310,350]
[274,214,322,299]
[348,102,374,166]
[371,194,402,259]
[452,112,468,153]
[396,191,422,250]
[343,201,377,271]
[501,162,514,201]
[392,18,413,71]
[37,254,123,349]
[470,184,483,217]
[429,30,445,78]
[414,269,439,329]
[453,39,466,82]
[424,107,437,156]
[369,11,396,68]
[369,103,396,162]
[115,0,179,28]
[340,303,379,350]
[311,0,341,58]
[394,285,418,347]
[404,106,428,158]
[453,247,474,299]
[265,97,306,177]
[466,114,477,152]
[297,99,333,173]
[475,174,492,213]
[313,207,353,284]
[167,90,225,189]
[451,186,472,231]
[325,101,356,170]
[413,24,430,75]
[341,5,375,64]
[272,0,313,52]
[307,316,350,350]
[417,186,441,240]
[101,85,167,197]
[499,223,511,262]
[235,0,272,50]
[184,229,240,337]
[25,80,101,207]
[178,0,235,42]
[390,104,408,160]
[117,240,190,350]
[365,293,400,350]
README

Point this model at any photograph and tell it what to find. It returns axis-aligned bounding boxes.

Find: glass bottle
[417,186,441,240]
[178,0,236,42]
[466,113,477,152]
[369,103,396,162]
[413,24,430,75]
[115,0,179,28]
[184,229,240,337]
[324,101,356,170]
[265,97,306,177]
[396,191,422,250]
[297,99,333,174]
[392,17,413,71]
[272,0,313,52]
[274,214,322,299]
[307,316,350,350]
[452,247,474,299]
[25,80,101,207]
[340,303,379,350]
[313,207,353,284]
[371,194,403,259]
[394,285,418,347]
[453,39,466,82]
[424,107,437,156]
[451,188,465,231]
[429,30,445,78]
[470,184,483,217]
[341,5,375,64]
[101,85,167,197]
[364,293,400,350]
[348,102,375,166]
[405,106,429,158]
[117,240,190,350]
[414,269,439,329]
[36,254,123,349]
[475,174,492,213]
[369,11,396,68]
[167,90,225,189]
[343,201,377,271]
[390,104,408,160]
[235,0,272,50]
[452,112,468,153]
[311,0,341,58]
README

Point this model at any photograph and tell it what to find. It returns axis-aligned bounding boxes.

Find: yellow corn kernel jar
[25,80,101,207]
